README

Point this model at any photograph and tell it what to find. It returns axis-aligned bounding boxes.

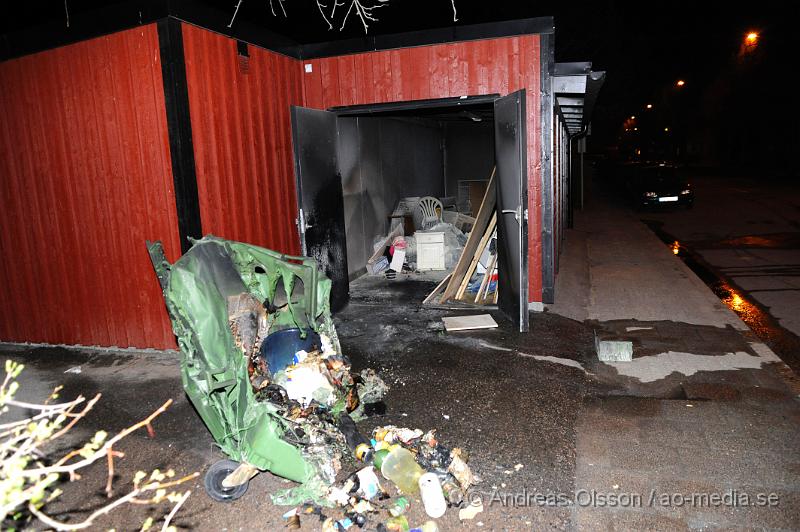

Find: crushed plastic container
[380,447,424,494]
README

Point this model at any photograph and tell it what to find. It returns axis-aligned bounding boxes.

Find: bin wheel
[204,459,249,502]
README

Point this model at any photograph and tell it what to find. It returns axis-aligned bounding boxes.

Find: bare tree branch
[26,474,198,531]
[23,399,173,477]
[227,0,457,34]
[161,490,191,531]
[316,0,334,30]
[269,0,287,17]
[340,0,388,33]
[228,0,243,28]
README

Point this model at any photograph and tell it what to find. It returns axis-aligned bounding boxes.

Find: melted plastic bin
[148,235,342,502]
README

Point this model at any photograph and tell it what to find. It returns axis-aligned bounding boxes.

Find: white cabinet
[415,232,445,271]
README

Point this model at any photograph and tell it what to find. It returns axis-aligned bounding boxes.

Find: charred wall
[339,117,445,277]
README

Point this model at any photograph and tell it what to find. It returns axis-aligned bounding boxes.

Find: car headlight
[680,189,691,195]
[644,191,657,198]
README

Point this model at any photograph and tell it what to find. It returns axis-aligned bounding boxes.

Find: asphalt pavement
[2,169,798,531]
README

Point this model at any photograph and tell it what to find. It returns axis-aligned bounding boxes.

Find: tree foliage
[0,360,196,531]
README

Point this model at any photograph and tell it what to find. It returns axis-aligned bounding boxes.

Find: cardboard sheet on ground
[442,314,498,331]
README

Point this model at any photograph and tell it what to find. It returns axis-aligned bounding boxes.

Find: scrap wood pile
[424,168,499,306]
[149,236,480,532]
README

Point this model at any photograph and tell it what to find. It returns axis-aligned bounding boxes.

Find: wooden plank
[423,273,452,304]
[456,213,496,300]
[440,167,496,302]
[475,252,497,303]
[442,314,498,331]
[483,261,498,303]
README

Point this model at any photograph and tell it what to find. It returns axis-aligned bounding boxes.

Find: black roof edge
[552,61,606,138]
[1,1,553,63]
[554,61,592,76]
[580,70,606,133]
[328,94,500,115]
[298,16,554,59]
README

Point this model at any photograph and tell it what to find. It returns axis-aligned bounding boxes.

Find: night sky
[2,1,794,161]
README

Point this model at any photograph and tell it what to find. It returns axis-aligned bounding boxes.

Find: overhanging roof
[553,61,605,137]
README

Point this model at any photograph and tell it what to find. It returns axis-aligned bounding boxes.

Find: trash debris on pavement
[458,499,484,520]
[63,366,82,374]
[149,236,479,530]
[419,472,447,518]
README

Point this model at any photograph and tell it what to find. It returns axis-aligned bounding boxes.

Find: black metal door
[494,90,529,332]
[290,106,349,312]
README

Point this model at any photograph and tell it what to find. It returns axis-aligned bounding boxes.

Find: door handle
[501,208,521,224]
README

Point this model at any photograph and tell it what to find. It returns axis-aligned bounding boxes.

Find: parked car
[625,163,693,209]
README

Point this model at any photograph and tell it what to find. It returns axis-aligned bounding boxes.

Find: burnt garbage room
[291,90,531,330]
[335,102,496,280]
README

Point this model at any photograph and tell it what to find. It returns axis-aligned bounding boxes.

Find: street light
[745,32,758,46]
[676,80,685,87]
[630,115,636,120]
[646,104,653,109]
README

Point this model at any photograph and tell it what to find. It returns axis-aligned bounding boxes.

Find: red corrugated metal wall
[299,37,544,301]
[0,25,181,349]
[182,24,303,255]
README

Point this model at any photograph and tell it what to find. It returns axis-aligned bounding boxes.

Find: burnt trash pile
[148,236,479,532]
[282,423,480,531]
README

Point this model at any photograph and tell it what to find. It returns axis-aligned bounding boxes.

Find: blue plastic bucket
[260,328,321,375]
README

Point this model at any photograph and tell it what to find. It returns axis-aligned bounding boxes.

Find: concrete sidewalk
[548,183,744,330]
[547,177,800,530]
[547,176,797,396]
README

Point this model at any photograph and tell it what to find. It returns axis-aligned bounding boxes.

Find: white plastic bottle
[418,472,447,518]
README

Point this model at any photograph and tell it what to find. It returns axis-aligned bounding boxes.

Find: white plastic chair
[417,196,443,230]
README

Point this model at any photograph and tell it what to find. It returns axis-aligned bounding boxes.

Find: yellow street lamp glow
[664,127,669,132]
[745,32,758,45]
[676,80,685,87]
[646,104,653,109]
[630,115,635,120]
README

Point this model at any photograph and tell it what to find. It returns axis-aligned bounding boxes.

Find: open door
[290,106,349,312]
[494,90,529,332]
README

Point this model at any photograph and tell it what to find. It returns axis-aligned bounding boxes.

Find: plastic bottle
[380,447,425,494]
[440,476,463,506]
[388,496,409,516]
[385,515,410,532]
[420,522,440,532]
[418,472,447,518]
[373,449,390,470]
